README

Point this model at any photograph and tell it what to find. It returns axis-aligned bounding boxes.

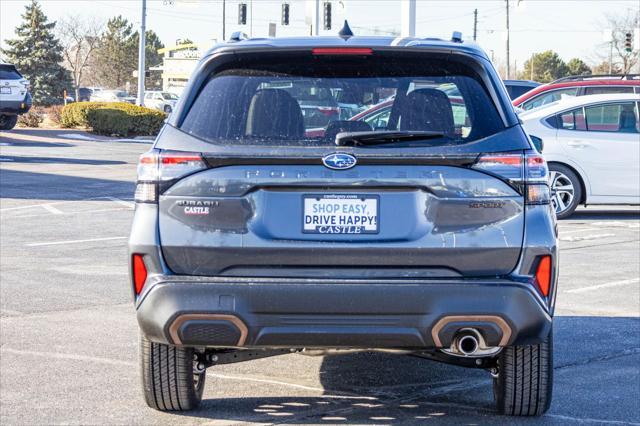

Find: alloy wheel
[549,170,575,215]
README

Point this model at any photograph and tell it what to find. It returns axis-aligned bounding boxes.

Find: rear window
[506,85,534,100]
[180,56,505,147]
[0,65,22,80]
[583,86,635,95]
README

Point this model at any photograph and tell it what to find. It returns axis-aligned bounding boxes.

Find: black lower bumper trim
[136,278,551,349]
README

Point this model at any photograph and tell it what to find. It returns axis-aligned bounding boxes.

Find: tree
[566,58,592,76]
[93,16,137,89]
[598,11,640,74]
[591,60,622,75]
[131,29,165,90]
[58,15,103,101]
[0,1,72,105]
[520,51,569,83]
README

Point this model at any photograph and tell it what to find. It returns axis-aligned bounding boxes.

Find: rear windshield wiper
[335,130,446,147]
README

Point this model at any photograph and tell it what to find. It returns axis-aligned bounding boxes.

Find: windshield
[162,92,179,100]
[180,59,505,147]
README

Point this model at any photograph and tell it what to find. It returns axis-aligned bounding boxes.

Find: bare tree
[57,15,103,101]
[594,11,640,74]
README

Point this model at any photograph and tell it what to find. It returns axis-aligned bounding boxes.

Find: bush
[17,108,44,128]
[85,103,166,137]
[43,105,64,126]
[60,102,109,128]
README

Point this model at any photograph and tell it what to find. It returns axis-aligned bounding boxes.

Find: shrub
[17,107,44,128]
[85,104,165,137]
[43,105,64,126]
[60,102,109,128]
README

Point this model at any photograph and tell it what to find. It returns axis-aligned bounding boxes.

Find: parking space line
[0,347,134,367]
[0,196,134,212]
[26,236,127,247]
[107,197,135,208]
[41,204,63,215]
[566,277,640,294]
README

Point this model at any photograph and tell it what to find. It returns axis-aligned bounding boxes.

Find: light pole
[137,0,146,106]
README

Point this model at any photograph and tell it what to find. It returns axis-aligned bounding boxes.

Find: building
[152,42,207,95]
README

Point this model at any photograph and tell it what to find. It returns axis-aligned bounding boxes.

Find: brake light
[535,255,552,297]
[312,47,373,55]
[473,152,549,205]
[134,150,206,203]
[132,254,148,295]
[317,106,339,116]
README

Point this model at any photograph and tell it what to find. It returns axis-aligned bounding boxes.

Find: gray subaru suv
[129,31,558,416]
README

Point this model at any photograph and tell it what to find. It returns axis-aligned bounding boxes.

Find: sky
[1,0,639,74]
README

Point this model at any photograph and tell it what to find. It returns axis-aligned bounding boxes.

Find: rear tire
[140,335,205,411]
[549,164,582,219]
[493,328,553,416]
[0,115,18,130]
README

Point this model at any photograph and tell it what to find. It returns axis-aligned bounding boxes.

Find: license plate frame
[302,194,379,235]
[0,87,11,94]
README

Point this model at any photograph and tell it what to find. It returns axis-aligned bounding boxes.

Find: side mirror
[530,135,544,153]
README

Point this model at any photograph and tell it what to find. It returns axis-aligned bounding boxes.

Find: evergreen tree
[519,51,569,83]
[566,58,592,77]
[1,1,72,105]
[93,16,137,89]
[131,29,165,90]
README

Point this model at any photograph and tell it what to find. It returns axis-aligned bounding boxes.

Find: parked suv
[144,90,179,113]
[514,74,640,111]
[129,34,558,416]
[0,63,31,130]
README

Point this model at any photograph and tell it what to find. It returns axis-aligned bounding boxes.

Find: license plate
[303,194,379,234]
[0,87,10,94]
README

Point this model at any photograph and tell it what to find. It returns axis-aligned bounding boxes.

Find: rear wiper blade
[335,130,446,146]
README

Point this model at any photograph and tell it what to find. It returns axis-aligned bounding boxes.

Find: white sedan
[520,93,640,218]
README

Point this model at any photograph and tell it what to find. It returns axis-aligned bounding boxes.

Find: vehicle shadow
[567,209,640,221]
[176,316,640,424]
[0,169,134,201]
[0,155,126,165]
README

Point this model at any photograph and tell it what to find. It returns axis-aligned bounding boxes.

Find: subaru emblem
[322,153,357,170]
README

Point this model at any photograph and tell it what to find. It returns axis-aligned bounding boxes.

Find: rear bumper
[0,93,32,115]
[136,277,552,350]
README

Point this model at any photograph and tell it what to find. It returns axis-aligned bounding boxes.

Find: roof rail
[551,74,640,84]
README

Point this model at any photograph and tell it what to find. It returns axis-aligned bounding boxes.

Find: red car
[513,74,640,111]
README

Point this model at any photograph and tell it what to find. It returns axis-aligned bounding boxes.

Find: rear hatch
[0,64,27,102]
[153,48,531,278]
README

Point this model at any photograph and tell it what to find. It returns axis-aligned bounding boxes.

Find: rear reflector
[535,255,552,297]
[132,254,148,295]
[312,47,373,55]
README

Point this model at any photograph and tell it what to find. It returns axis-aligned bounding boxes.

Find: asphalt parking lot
[1,128,639,425]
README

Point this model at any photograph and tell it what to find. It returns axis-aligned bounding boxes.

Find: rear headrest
[245,89,304,139]
[399,88,455,137]
[324,120,373,143]
[619,109,637,133]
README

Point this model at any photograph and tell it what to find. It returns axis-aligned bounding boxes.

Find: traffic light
[238,3,247,25]
[624,32,633,52]
[323,2,331,30]
[281,3,290,26]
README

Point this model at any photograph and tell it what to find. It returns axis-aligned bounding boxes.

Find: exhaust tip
[456,333,479,355]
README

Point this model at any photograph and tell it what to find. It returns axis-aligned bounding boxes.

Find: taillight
[317,106,339,116]
[473,152,549,205]
[535,255,552,297]
[132,254,148,295]
[134,150,206,203]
